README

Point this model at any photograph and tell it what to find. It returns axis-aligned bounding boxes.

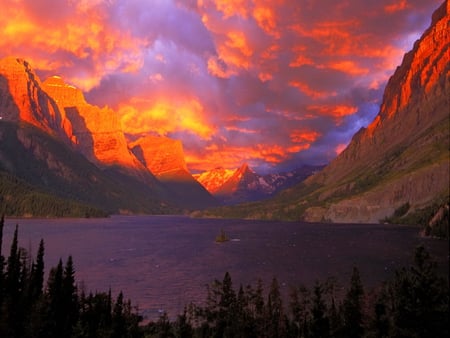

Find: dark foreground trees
[0,219,142,338]
[0,216,448,337]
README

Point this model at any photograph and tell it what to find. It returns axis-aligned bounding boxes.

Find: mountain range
[0,2,448,222]
[200,1,449,225]
[0,57,315,216]
[0,57,217,215]
[194,163,323,205]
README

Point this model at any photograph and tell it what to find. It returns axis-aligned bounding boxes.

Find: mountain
[41,75,157,183]
[195,163,322,205]
[193,167,237,194]
[0,57,211,215]
[129,135,217,209]
[200,2,449,223]
[0,120,175,215]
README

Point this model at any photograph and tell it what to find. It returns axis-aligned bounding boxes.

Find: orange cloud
[289,81,336,99]
[119,98,215,140]
[253,5,279,37]
[327,61,369,75]
[290,130,321,143]
[307,104,358,125]
[385,0,410,13]
[0,1,144,91]
[206,0,250,18]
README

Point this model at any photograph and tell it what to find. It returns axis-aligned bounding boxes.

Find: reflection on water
[1,215,448,320]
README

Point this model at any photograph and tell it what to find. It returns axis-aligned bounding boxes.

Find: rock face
[130,135,217,209]
[0,57,216,211]
[0,57,73,138]
[300,1,450,222]
[195,163,321,204]
[194,167,237,194]
[42,76,151,180]
[129,135,188,175]
[204,2,449,222]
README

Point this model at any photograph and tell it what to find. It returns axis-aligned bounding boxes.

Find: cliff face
[300,1,450,222]
[129,135,188,175]
[0,57,73,139]
[203,2,449,222]
[194,167,237,194]
[130,135,218,209]
[41,76,151,179]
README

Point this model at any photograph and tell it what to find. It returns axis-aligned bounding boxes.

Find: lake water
[1,215,448,321]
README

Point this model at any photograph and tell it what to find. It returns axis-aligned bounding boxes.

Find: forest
[0,215,448,338]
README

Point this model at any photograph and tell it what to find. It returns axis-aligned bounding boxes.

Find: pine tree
[311,281,330,338]
[29,239,45,302]
[62,255,78,336]
[0,214,4,312]
[388,246,449,337]
[266,277,284,338]
[342,267,365,338]
[112,291,127,338]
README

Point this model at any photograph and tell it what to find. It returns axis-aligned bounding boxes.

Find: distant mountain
[195,163,322,204]
[200,2,449,223]
[130,135,217,209]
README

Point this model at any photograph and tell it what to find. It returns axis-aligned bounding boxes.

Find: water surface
[1,215,448,320]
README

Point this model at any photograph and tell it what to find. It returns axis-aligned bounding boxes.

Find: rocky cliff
[301,1,450,222]
[201,1,449,222]
[129,135,188,175]
[42,76,152,181]
[0,57,73,139]
[130,135,218,209]
[0,57,216,211]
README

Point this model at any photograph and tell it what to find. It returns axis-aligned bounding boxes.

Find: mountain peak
[43,76,86,107]
[129,135,188,175]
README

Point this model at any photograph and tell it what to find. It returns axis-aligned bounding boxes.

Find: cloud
[0,0,442,173]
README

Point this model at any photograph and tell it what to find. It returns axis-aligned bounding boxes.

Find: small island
[215,229,229,243]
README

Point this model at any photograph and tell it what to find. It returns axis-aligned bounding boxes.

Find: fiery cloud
[0,0,442,173]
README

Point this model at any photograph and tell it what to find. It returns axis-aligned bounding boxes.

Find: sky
[0,0,443,174]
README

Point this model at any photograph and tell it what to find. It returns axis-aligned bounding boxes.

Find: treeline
[0,216,448,338]
[0,172,108,218]
[0,216,141,338]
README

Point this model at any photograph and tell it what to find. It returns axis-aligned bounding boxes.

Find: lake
[1,215,448,321]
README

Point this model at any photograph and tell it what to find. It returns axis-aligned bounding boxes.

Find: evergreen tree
[342,267,365,338]
[29,239,45,302]
[289,285,311,338]
[62,255,78,336]
[266,277,284,337]
[310,281,330,338]
[0,214,4,315]
[46,259,64,338]
[387,246,449,338]
[112,291,127,338]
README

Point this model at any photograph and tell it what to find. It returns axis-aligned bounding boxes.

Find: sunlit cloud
[119,98,216,140]
[0,0,442,173]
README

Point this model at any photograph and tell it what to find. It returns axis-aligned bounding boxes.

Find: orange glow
[119,98,215,140]
[308,104,358,118]
[327,61,369,75]
[253,5,279,37]
[290,130,321,143]
[209,0,250,18]
[385,0,409,13]
[289,81,336,99]
[0,2,144,91]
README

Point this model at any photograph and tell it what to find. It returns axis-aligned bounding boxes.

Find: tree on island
[215,228,229,243]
